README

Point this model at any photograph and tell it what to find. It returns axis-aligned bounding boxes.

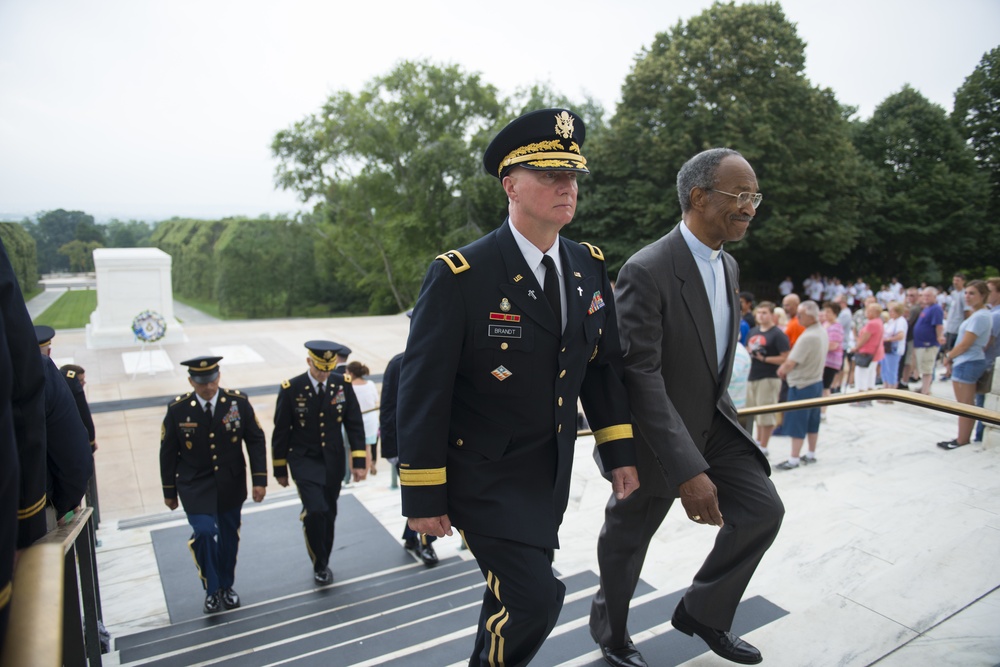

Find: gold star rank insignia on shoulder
[491,366,512,381]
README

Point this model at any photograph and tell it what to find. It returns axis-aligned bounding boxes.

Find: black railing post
[76,518,103,665]
[62,546,85,667]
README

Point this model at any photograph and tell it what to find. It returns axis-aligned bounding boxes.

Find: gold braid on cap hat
[499,140,587,177]
[307,350,336,371]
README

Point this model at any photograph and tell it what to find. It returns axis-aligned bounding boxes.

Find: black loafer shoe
[416,542,439,568]
[671,599,761,664]
[221,587,240,610]
[403,538,419,552]
[203,591,222,614]
[938,439,965,450]
[314,567,333,585]
[598,640,649,667]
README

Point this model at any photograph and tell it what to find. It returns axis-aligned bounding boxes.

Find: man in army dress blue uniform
[35,325,93,527]
[272,341,368,585]
[397,108,641,666]
[160,356,267,614]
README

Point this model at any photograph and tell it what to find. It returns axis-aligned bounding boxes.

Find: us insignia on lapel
[588,291,606,315]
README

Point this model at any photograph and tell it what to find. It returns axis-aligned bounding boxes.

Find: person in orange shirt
[782,293,805,348]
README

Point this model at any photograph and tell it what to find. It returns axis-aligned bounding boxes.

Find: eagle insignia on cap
[200,360,208,368]
[323,350,333,360]
[554,111,575,139]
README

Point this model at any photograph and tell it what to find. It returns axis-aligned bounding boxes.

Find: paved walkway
[43,313,998,666]
[24,286,67,319]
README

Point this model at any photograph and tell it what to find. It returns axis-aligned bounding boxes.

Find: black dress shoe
[403,537,419,552]
[671,599,761,665]
[221,587,240,610]
[314,567,333,585]
[416,541,439,568]
[598,640,649,667]
[203,591,222,614]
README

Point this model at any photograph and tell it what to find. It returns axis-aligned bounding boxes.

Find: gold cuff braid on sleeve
[593,424,633,445]
[17,495,46,519]
[399,467,447,487]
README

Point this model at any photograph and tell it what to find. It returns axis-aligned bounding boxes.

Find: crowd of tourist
[735,272,999,468]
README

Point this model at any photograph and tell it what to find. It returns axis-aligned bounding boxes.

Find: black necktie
[542,255,561,322]
[205,401,213,420]
[317,382,325,401]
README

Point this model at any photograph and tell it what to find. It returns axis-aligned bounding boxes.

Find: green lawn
[172,294,226,320]
[33,290,97,329]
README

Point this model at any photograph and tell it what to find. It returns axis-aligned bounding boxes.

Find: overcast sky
[1,0,997,222]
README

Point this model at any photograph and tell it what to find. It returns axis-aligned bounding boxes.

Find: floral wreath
[132,310,167,343]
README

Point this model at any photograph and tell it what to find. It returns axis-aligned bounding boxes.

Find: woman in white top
[348,361,380,474]
[879,302,908,395]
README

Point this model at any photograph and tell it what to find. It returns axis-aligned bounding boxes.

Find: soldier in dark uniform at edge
[34,325,93,528]
[60,364,96,452]
[397,108,640,666]
[159,356,268,614]
[272,341,368,585]
[0,236,47,653]
[379,312,438,567]
[60,363,101,527]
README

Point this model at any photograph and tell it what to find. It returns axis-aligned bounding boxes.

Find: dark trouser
[462,530,565,667]
[187,507,242,593]
[591,418,784,647]
[297,478,342,572]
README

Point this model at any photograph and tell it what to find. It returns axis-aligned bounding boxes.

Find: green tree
[74,218,106,245]
[853,86,990,281]
[105,219,154,247]
[574,1,869,280]
[953,45,1000,210]
[151,218,230,300]
[214,218,318,317]
[27,209,96,273]
[273,60,505,312]
[0,222,39,292]
[58,240,102,272]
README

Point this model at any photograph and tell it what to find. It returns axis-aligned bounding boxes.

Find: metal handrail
[737,389,1000,425]
[577,390,1000,437]
[1,507,103,667]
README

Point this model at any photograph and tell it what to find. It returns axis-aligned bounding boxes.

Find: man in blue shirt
[912,287,945,395]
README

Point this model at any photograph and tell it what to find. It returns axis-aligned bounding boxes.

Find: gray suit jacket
[615,224,765,498]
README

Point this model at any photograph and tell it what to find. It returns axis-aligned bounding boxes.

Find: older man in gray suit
[590,148,784,666]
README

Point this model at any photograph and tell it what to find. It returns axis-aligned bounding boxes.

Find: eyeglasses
[709,189,763,210]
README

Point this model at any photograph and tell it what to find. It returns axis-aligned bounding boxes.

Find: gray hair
[799,300,820,320]
[922,286,938,297]
[677,148,743,213]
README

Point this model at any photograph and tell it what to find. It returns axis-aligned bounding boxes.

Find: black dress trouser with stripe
[462,530,565,667]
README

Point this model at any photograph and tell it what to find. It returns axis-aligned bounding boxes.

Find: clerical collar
[680,220,723,260]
